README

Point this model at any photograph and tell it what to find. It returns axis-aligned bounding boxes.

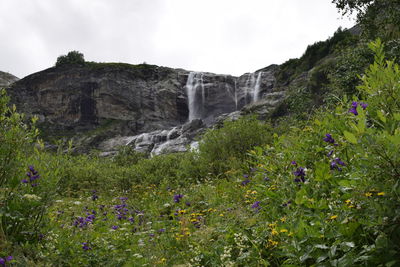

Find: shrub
[197,116,273,176]
[55,50,85,67]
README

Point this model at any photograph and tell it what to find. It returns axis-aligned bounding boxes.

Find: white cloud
[0,0,355,78]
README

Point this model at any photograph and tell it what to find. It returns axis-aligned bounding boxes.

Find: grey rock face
[8,63,282,153]
[0,71,19,88]
[99,119,205,156]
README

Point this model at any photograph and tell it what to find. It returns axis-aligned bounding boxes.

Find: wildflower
[159,228,166,233]
[251,201,261,209]
[264,176,270,182]
[173,194,184,203]
[111,225,119,230]
[365,192,372,197]
[91,190,98,201]
[323,133,335,144]
[280,229,288,233]
[349,101,367,115]
[291,161,297,165]
[282,200,292,207]
[241,179,251,186]
[293,167,306,182]
[329,215,338,220]
[0,256,12,267]
[82,242,91,251]
[22,165,41,187]
[330,157,346,171]
[327,150,334,157]
[377,192,385,196]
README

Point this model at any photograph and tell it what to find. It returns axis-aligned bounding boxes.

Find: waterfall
[234,79,238,110]
[253,72,262,102]
[244,73,255,104]
[186,72,205,121]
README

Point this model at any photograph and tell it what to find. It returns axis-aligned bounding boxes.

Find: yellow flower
[280,229,288,233]
[267,239,278,246]
[280,217,286,222]
[365,192,372,197]
[329,215,338,220]
[271,229,279,236]
[377,192,385,196]
[345,199,351,204]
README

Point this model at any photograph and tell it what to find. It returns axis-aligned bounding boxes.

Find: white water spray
[186,72,205,121]
[253,72,262,102]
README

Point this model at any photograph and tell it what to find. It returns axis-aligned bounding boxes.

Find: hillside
[0,71,18,88]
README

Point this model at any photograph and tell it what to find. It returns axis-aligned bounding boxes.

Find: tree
[332,0,400,40]
[55,50,85,67]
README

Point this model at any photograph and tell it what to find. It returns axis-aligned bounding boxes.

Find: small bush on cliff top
[55,50,85,67]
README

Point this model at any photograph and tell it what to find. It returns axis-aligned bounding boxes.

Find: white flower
[23,194,42,201]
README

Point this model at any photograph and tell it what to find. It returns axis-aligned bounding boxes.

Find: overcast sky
[0,0,355,78]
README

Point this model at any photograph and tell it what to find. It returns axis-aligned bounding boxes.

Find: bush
[197,116,273,176]
[55,50,85,67]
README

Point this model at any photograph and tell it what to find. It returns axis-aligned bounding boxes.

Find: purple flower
[251,201,261,209]
[323,134,335,144]
[159,228,166,233]
[5,256,12,262]
[92,190,98,201]
[22,165,41,187]
[291,161,297,165]
[330,157,346,171]
[327,150,334,157]
[241,179,251,186]
[282,200,292,207]
[111,225,119,230]
[293,167,306,182]
[82,242,91,251]
[349,101,367,115]
[173,194,184,203]
[264,176,270,182]
[0,258,5,266]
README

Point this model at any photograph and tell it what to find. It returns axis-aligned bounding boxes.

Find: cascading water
[234,79,238,110]
[186,72,205,121]
[244,73,256,104]
[253,72,262,102]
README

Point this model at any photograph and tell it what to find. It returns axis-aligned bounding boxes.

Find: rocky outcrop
[0,71,19,88]
[8,62,282,153]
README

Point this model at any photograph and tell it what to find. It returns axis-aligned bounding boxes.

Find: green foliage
[0,90,54,245]
[3,40,400,265]
[332,0,400,40]
[112,146,148,167]
[328,42,374,96]
[198,116,273,176]
[55,50,85,67]
[276,27,358,85]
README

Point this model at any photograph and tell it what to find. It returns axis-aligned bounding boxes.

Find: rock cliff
[0,71,19,88]
[8,62,283,154]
